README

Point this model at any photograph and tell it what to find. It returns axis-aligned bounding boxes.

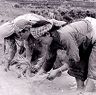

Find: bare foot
[85,78,95,92]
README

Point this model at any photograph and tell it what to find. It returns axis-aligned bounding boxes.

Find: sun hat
[0,14,52,44]
[30,19,67,39]
[30,18,67,39]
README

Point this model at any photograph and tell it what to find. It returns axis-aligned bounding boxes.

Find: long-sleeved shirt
[57,19,92,63]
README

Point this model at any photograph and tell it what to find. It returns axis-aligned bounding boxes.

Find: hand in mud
[47,69,62,81]
[31,57,44,73]
[4,60,11,72]
[31,65,40,74]
[1,55,12,71]
[1,55,8,64]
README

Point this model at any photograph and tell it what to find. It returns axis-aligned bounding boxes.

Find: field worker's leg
[85,42,96,92]
[4,37,17,71]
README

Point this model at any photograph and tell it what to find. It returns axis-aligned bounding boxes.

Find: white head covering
[13,13,53,38]
[13,19,32,33]
[48,19,67,27]
[13,13,47,25]
[0,21,14,44]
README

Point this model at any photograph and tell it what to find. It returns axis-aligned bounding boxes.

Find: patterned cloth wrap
[30,19,67,38]
[30,20,53,38]
[13,13,53,39]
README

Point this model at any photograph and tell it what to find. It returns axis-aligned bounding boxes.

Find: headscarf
[0,21,14,44]
[13,19,32,33]
[30,18,67,39]
[13,13,53,39]
[0,13,67,43]
[30,20,53,38]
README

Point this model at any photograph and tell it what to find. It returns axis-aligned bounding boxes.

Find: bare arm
[60,30,80,63]
[47,62,68,80]
[4,37,17,70]
[24,40,32,63]
[35,44,49,68]
[56,62,68,72]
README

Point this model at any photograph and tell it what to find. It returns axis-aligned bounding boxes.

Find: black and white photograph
[0,0,96,95]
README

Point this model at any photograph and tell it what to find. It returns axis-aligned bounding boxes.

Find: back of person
[58,20,92,47]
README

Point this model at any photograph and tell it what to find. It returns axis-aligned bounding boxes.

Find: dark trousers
[68,37,93,81]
